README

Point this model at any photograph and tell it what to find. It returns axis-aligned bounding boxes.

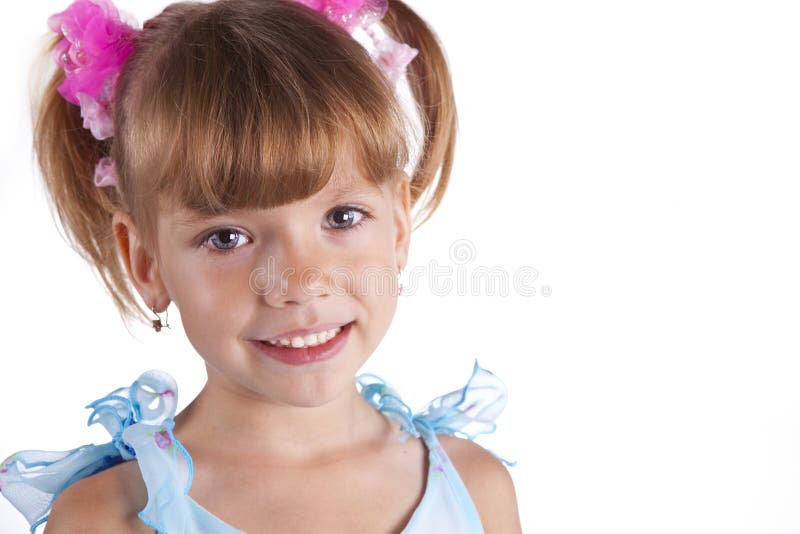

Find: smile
[264,324,345,348]
[250,321,354,366]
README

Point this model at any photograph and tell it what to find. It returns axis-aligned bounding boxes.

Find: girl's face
[149,153,411,407]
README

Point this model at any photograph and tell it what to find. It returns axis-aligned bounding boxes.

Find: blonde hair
[31,0,456,330]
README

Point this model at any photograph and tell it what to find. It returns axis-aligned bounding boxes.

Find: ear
[111,210,170,312]
[392,172,412,272]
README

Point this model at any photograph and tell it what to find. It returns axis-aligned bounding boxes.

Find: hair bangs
[115,0,409,226]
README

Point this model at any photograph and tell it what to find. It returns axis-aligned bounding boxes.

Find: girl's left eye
[200,228,251,256]
[326,206,372,231]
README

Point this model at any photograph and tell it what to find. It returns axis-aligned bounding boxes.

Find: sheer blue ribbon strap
[357,359,517,467]
[357,374,421,439]
[0,370,178,534]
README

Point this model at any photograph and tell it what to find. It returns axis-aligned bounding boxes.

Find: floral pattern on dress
[0,453,14,473]
[147,426,176,455]
[0,453,17,493]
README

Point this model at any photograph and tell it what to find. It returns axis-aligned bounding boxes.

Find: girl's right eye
[200,228,251,256]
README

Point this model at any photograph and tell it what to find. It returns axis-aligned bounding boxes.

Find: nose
[253,234,331,307]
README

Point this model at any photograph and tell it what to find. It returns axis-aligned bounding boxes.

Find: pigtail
[382,0,458,230]
[29,33,147,330]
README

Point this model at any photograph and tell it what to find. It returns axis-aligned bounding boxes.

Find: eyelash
[198,205,373,256]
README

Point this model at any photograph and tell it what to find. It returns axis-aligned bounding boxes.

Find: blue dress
[0,360,514,533]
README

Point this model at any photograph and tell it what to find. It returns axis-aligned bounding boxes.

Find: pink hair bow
[47,0,141,188]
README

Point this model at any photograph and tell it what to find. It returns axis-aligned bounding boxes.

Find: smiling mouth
[258,321,355,349]
[251,321,355,366]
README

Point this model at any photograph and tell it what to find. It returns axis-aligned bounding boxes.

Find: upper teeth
[266,326,343,348]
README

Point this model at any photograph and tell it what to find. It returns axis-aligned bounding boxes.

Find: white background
[2,1,800,532]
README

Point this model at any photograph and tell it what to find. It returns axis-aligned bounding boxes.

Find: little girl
[1,0,521,532]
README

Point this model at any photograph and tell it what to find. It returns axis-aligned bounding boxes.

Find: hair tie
[48,0,141,188]
[47,0,421,189]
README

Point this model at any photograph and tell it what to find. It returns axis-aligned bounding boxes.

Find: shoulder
[44,459,152,534]
[437,434,523,534]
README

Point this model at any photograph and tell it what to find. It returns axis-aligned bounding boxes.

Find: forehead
[325,171,384,198]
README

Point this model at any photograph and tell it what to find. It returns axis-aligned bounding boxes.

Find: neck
[171,366,395,467]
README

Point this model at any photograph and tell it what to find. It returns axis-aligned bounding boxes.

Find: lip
[264,321,352,342]
[249,321,354,366]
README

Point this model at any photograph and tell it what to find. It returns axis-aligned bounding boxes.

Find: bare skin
[46,430,521,533]
[44,152,523,532]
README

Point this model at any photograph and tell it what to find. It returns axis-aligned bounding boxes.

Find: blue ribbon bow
[0,370,177,534]
[357,359,517,467]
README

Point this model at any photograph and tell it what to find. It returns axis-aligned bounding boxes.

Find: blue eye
[328,206,371,231]
[201,228,250,256]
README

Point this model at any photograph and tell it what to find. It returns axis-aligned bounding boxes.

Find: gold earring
[151,304,170,332]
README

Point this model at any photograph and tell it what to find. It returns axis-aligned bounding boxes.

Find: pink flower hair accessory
[48,0,141,188]
[93,156,118,187]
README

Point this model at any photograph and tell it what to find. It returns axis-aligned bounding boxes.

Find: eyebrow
[173,213,210,225]
[326,180,383,200]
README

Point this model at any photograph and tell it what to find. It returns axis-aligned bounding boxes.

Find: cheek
[345,249,400,355]
[353,265,399,363]
[336,228,397,299]
[349,220,400,306]
[168,261,253,346]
